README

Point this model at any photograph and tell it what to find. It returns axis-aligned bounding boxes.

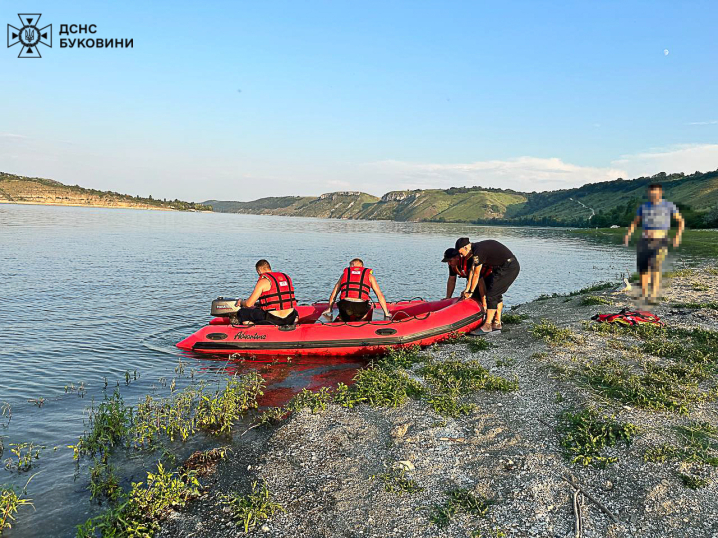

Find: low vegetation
[530,320,576,346]
[1,484,33,534]
[3,443,44,473]
[582,358,709,414]
[77,463,202,537]
[221,481,284,533]
[431,488,492,528]
[558,408,639,467]
[370,468,424,495]
[501,313,528,325]
[580,295,613,306]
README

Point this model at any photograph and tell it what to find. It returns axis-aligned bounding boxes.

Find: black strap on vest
[340,267,371,298]
[258,273,296,310]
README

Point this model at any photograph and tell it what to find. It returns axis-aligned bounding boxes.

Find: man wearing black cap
[455,237,520,334]
[442,248,492,311]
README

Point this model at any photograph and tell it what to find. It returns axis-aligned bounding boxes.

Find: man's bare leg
[651,270,661,299]
[493,302,504,329]
[640,272,651,299]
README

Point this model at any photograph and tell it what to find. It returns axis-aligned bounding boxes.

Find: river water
[0,204,636,536]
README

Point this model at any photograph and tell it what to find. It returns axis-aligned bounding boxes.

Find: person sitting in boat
[455,238,520,335]
[323,259,391,322]
[442,247,493,310]
[234,259,298,326]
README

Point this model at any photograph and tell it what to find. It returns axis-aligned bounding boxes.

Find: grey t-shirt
[637,200,678,231]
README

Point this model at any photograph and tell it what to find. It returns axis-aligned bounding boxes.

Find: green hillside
[1,172,211,211]
[206,169,718,228]
[356,188,527,222]
[206,192,379,219]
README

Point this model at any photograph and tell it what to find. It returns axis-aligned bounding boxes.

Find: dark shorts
[337,299,372,322]
[637,237,669,274]
[473,258,520,309]
[237,307,298,326]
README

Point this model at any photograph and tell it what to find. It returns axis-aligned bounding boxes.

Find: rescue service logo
[6,14,133,58]
[7,13,51,58]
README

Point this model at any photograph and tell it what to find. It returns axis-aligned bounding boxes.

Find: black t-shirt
[469,240,514,267]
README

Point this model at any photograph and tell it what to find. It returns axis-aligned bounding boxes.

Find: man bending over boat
[324,259,391,321]
[234,259,298,326]
[455,238,520,335]
[442,247,493,311]
[623,183,684,303]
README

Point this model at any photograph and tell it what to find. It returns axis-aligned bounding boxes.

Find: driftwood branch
[572,488,582,538]
[563,474,620,524]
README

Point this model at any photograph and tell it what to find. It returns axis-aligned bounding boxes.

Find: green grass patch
[580,296,614,306]
[664,268,696,278]
[340,366,426,408]
[76,463,202,537]
[674,302,718,311]
[371,468,424,495]
[679,473,709,489]
[558,408,638,467]
[421,360,518,395]
[501,313,528,325]
[378,346,425,369]
[1,484,33,534]
[569,282,615,296]
[88,459,121,502]
[467,338,493,352]
[583,358,710,414]
[221,481,284,533]
[644,421,718,467]
[530,320,576,346]
[132,373,264,447]
[3,442,44,473]
[431,489,492,528]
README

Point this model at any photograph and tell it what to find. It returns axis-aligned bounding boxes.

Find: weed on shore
[501,313,528,325]
[371,468,424,495]
[1,484,33,533]
[582,358,709,414]
[77,463,201,537]
[221,481,284,533]
[530,320,576,346]
[580,296,613,306]
[558,408,638,467]
[431,488,492,528]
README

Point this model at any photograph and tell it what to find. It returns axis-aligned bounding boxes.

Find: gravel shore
[160,263,718,538]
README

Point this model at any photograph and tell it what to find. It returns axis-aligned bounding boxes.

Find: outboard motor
[211,297,240,324]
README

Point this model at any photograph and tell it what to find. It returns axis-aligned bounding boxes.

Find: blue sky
[2,0,717,201]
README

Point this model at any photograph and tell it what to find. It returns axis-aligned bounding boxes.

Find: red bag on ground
[591,308,663,326]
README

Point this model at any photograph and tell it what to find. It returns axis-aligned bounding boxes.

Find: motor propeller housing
[211,297,240,317]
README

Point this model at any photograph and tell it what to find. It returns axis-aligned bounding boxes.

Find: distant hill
[206,191,380,219]
[0,172,212,212]
[206,169,718,228]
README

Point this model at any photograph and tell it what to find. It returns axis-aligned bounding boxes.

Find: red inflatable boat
[177,298,485,358]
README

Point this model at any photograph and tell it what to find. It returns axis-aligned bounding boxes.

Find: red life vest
[257,272,297,311]
[455,256,492,279]
[338,266,372,301]
[591,309,663,327]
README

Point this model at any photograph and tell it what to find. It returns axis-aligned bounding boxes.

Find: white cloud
[687,120,718,126]
[359,156,627,193]
[0,133,29,139]
[611,144,718,179]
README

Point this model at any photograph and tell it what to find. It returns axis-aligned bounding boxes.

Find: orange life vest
[338,266,372,301]
[257,272,297,311]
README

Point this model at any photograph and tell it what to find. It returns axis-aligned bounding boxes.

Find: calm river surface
[0,204,636,536]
